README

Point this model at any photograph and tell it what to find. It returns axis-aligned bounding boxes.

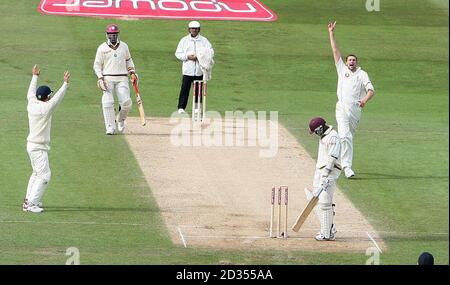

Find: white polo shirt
[94,41,135,82]
[336,58,374,105]
[316,126,341,170]
[27,75,68,150]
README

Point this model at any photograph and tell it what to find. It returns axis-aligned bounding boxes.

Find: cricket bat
[132,80,146,126]
[291,195,319,232]
[291,186,326,232]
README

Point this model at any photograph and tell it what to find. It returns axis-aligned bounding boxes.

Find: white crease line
[184,235,268,240]
[177,226,188,248]
[0,220,145,226]
[181,235,379,242]
[366,231,383,253]
[172,225,448,236]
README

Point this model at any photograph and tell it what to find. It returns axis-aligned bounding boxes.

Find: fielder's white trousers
[335,101,362,169]
[101,80,132,133]
[26,143,51,206]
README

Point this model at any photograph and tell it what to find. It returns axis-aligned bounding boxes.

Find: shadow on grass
[43,206,157,213]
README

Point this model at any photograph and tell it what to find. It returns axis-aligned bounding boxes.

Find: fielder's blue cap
[36,85,53,101]
[418,252,434,265]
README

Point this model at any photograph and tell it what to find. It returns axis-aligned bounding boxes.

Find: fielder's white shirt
[94,41,135,82]
[336,58,374,104]
[175,34,214,77]
[27,75,68,150]
[316,126,341,170]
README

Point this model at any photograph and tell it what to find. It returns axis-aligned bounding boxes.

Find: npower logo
[38,0,278,21]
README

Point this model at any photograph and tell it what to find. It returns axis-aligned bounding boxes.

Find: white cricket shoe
[24,204,44,213]
[178,108,186,114]
[315,233,335,241]
[344,167,355,178]
[106,127,116,135]
[315,224,337,241]
[117,120,125,133]
[23,199,43,212]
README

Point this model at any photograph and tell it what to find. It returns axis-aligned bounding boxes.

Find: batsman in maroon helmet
[307,117,342,241]
[94,24,138,135]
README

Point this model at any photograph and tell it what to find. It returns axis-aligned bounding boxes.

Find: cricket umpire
[175,21,214,115]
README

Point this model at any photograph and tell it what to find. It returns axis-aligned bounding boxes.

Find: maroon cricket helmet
[308,117,326,134]
[106,24,120,34]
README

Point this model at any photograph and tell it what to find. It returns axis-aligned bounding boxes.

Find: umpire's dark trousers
[178,75,204,110]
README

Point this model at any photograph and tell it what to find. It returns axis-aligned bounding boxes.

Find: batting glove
[322,167,331,177]
[130,72,139,85]
[97,78,107,91]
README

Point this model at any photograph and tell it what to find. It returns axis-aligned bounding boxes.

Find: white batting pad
[319,201,334,239]
[117,99,132,123]
[103,106,116,132]
[102,94,116,133]
[318,179,336,238]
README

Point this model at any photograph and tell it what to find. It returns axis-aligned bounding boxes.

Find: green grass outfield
[0,0,448,264]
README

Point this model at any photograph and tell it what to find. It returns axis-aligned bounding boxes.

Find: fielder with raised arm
[23,65,70,213]
[308,117,341,240]
[328,21,375,178]
[94,24,138,135]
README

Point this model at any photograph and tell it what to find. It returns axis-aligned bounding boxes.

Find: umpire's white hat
[188,21,201,28]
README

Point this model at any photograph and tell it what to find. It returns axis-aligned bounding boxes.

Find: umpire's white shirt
[94,42,135,82]
[335,58,374,105]
[27,75,68,150]
[175,34,214,76]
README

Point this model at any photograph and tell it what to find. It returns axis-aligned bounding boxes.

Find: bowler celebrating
[328,21,375,178]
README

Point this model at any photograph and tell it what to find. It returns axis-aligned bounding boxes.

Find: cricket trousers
[25,142,51,206]
[335,101,362,169]
[177,75,204,110]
